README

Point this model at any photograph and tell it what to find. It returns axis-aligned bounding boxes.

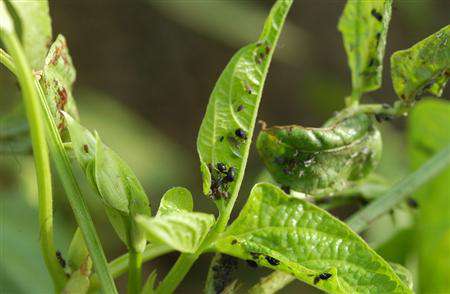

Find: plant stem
[346,143,450,232]
[249,270,296,294]
[128,250,143,294]
[0,25,67,290]
[34,80,118,293]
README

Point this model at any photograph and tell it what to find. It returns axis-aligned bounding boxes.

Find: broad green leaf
[389,263,413,290]
[156,187,193,216]
[408,99,450,293]
[136,212,215,253]
[338,0,392,95]
[257,114,382,194]
[391,25,450,103]
[213,183,410,293]
[40,35,79,136]
[6,0,52,68]
[196,0,292,202]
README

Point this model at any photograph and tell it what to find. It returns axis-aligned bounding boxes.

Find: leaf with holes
[196,0,292,204]
[338,0,392,95]
[257,114,382,195]
[391,25,450,104]
[212,183,410,293]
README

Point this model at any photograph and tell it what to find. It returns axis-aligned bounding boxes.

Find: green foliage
[67,229,90,273]
[212,183,410,293]
[338,0,392,97]
[196,0,292,204]
[257,114,382,194]
[390,263,413,290]
[40,35,78,136]
[408,99,450,293]
[391,25,450,104]
[5,0,52,69]
[156,187,193,216]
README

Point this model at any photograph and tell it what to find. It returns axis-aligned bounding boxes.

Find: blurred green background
[1,0,449,293]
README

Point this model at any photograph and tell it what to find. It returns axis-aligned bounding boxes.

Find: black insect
[246,260,258,268]
[314,273,332,284]
[237,105,244,112]
[217,162,227,173]
[281,185,291,194]
[219,136,225,142]
[231,239,238,245]
[407,197,419,208]
[244,84,254,94]
[265,46,271,55]
[265,256,280,266]
[371,9,383,22]
[250,252,261,260]
[235,128,247,139]
[56,250,66,268]
[83,144,89,153]
[225,167,236,183]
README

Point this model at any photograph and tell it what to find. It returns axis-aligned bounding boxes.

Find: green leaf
[40,35,79,136]
[391,25,450,103]
[62,257,92,294]
[5,0,52,68]
[213,183,411,293]
[408,99,450,293]
[389,263,413,290]
[67,228,90,272]
[136,212,215,253]
[156,187,193,216]
[142,270,157,294]
[256,114,382,194]
[196,0,292,203]
[338,0,392,96]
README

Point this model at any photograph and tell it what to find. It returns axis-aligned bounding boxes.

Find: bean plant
[0,0,449,293]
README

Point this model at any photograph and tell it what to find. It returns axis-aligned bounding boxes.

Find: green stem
[346,143,450,232]
[34,80,118,293]
[0,25,66,291]
[90,244,173,289]
[128,250,143,294]
[249,270,296,294]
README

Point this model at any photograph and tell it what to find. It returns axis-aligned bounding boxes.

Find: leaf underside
[196,0,293,202]
[338,0,392,94]
[391,25,450,103]
[213,183,411,293]
[257,114,382,195]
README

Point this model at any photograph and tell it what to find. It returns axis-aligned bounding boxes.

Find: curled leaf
[213,183,411,293]
[391,25,450,103]
[257,114,382,194]
[196,0,292,203]
[156,187,193,216]
[338,0,392,95]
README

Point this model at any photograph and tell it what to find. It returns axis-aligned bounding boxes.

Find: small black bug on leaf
[237,105,244,112]
[217,162,227,173]
[407,197,419,208]
[225,167,237,182]
[235,128,247,139]
[314,273,332,284]
[371,9,383,22]
[83,144,89,153]
[56,250,66,268]
[281,185,291,194]
[219,136,225,142]
[265,256,280,266]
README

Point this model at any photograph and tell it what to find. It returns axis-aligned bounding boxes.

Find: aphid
[235,128,247,139]
[265,256,280,266]
[244,84,254,95]
[237,105,244,112]
[56,250,66,268]
[246,260,258,268]
[281,185,291,194]
[407,197,419,208]
[314,273,332,284]
[83,144,89,153]
[250,252,261,260]
[217,162,227,173]
[265,46,271,55]
[225,167,236,182]
[371,9,383,22]
[231,239,238,245]
[219,136,225,142]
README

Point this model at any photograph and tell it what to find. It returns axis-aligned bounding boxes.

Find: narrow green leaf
[213,183,410,293]
[41,35,79,136]
[408,99,450,293]
[391,25,450,103]
[136,212,215,253]
[142,270,157,294]
[338,0,392,96]
[257,114,382,194]
[156,187,193,216]
[196,0,292,204]
[67,228,90,273]
[5,0,52,68]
